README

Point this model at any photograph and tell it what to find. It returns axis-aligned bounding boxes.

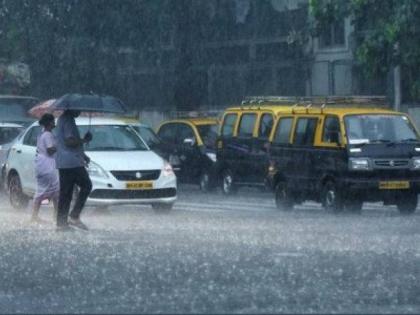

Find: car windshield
[0,127,24,145]
[132,125,161,146]
[197,124,218,148]
[79,125,148,151]
[344,114,419,144]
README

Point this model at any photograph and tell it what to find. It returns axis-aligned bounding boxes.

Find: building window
[319,20,345,48]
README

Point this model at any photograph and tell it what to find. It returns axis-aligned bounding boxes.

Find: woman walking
[31,113,59,223]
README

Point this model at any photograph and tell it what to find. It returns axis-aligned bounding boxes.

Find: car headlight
[206,152,217,163]
[412,157,420,170]
[163,161,174,177]
[349,158,371,171]
[87,161,109,178]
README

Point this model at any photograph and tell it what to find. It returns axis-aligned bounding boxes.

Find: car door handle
[16,149,22,153]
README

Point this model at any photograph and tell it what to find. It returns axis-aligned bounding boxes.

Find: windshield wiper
[369,139,391,143]
[352,139,392,147]
[88,146,127,151]
[399,138,420,143]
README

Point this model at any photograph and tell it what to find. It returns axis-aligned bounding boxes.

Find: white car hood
[86,150,164,171]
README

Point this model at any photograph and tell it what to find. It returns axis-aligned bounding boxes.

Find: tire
[8,173,29,210]
[397,192,418,214]
[322,181,343,213]
[152,203,174,213]
[221,169,237,195]
[274,182,294,211]
[199,172,214,192]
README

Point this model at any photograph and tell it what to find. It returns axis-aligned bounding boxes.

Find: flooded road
[0,186,419,313]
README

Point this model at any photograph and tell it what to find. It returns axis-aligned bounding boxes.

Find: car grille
[111,170,161,181]
[373,159,410,169]
[90,188,176,199]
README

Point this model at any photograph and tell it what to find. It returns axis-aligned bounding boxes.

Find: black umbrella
[52,93,127,114]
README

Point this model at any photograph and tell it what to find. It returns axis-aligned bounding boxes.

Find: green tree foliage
[310,0,420,101]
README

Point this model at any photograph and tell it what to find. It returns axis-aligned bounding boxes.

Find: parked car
[5,117,177,211]
[0,122,24,190]
[157,117,219,191]
[0,95,38,126]
[251,97,420,214]
[216,104,287,194]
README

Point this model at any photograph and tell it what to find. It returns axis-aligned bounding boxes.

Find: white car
[5,117,177,212]
[0,122,24,189]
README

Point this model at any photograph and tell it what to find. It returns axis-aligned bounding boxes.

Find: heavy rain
[1,0,420,314]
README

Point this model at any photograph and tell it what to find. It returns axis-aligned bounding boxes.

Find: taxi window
[322,116,341,143]
[178,124,195,143]
[158,123,177,143]
[238,113,257,137]
[258,113,274,139]
[221,113,237,137]
[273,117,293,144]
[293,118,318,146]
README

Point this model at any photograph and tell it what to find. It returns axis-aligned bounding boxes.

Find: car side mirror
[183,138,195,146]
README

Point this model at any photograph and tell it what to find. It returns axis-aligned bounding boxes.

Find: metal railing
[241,95,389,108]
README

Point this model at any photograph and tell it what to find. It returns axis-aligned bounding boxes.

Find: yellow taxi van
[216,97,295,194]
[217,96,420,214]
[157,117,219,191]
[265,97,420,214]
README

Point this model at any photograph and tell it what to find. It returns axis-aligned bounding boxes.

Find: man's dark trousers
[57,167,92,227]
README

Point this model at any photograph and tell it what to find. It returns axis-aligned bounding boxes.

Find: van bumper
[340,178,420,202]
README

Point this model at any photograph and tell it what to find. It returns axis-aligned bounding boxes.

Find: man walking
[55,109,92,231]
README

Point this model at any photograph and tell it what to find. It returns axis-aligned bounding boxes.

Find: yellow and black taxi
[266,99,420,214]
[216,101,293,194]
[157,117,219,191]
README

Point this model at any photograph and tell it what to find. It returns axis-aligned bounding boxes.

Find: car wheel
[221,169,237,195]
[322,181,343,213]
[274,182,294,211]
[152,203,174,213]
[9,173,29,210]
[397,192,418,214]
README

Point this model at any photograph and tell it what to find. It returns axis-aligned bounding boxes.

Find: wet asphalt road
[0,186,420,314]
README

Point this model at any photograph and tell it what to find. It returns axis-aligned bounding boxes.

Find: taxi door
[235,112,258,183]
[177,123,201,182]
[252,112,275,185]
[289,116,319,191]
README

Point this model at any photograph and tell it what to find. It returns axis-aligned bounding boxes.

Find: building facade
[115,0,385,112]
